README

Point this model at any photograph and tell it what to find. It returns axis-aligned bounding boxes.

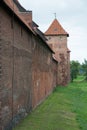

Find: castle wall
[46,35,70,86]
[46,35,67,58]
[0,6,33,130]
[32,37,57,108]
[0,5,57,130]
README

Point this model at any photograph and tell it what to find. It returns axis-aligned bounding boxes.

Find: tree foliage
[81,59,87,81]
[70,59,87,82]
[70,60,80,82]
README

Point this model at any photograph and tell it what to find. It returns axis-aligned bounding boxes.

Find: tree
[70,60,80,82]
[82,59,87,81]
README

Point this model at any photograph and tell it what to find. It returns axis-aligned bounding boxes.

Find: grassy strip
[67,81,87,130]
[73,75,85,82]
[13,78,87,130]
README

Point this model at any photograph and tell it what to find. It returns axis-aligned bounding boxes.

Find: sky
[19,0,87,64]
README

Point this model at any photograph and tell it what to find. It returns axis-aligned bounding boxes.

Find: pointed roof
[45,19,69,37]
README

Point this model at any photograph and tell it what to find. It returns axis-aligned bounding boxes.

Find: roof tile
[45,19,69,36]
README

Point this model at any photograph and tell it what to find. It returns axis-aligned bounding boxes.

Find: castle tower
[45,18,70,86]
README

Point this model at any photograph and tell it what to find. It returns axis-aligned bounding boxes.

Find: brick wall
[46,35,70,86]
[52,58,58,87]
[0,5,57,130]
[32,36,57,108]
[0,6,33,130]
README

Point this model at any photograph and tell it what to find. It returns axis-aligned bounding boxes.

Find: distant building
[45,19,70,85]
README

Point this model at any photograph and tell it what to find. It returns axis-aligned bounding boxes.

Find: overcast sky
[19,0,87,63]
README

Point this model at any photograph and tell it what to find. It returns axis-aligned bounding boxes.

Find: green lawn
[74,75,85,82]
[13,77,87,130]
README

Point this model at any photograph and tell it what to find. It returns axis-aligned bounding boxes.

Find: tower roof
[45,19,69,37]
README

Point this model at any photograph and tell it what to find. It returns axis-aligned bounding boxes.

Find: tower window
[60,36,62,40]
[48,37,51,40]
[54,28,58,31]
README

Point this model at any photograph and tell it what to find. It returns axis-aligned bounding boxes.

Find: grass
[13,76,87,130]
[74,75,85,82]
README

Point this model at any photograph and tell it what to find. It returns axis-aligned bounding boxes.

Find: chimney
[19,11,32,26]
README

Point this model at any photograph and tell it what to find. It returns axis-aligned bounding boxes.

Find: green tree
[82,59,87,81]
[70,60,80,82]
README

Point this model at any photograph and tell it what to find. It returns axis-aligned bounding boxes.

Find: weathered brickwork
[0,7,3,130]
[0,3,58,130]
[0,0,70,129]
[0,13,3,130]
[45,20,70,86]
[32,36,57,108]
[0,6,33,130]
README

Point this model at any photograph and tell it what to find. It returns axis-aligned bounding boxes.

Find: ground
[13,76,87,130]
